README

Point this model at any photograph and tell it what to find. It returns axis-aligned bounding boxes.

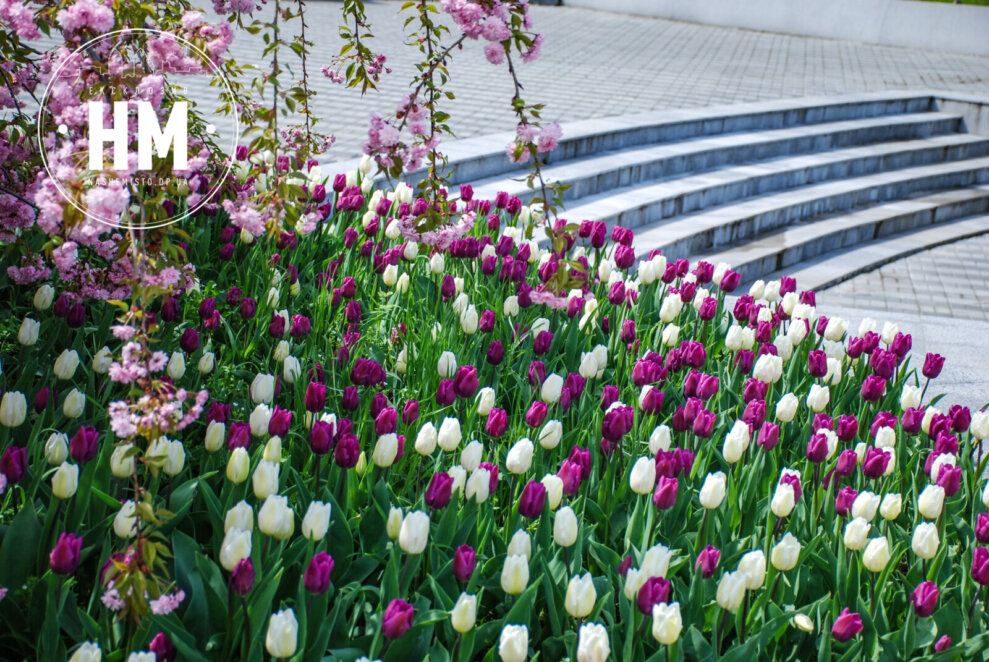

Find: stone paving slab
[191,0,989,160]
[823,232,989,322]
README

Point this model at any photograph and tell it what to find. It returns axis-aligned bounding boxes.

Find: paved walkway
[197,0,989,159]
[823,233,989,321]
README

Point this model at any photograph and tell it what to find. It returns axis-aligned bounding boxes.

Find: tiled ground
[823,233,989,321]
[191,0,989,159]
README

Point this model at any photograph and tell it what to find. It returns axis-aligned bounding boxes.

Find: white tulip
[862,537,891,572]
[629,457,657,495]
[52,462,79,499]
[282,356,301,384]
[737,550,766,589]
[753,354,783,384]
[506,438,534,475]
[465,468,491,504]
[476,387,496,416]
[771,483,796,518]
[45,432,69,465]
[258,495,294,540]
[554,506,579,548]
[652,602,683,645]
[911,522,939,560]
[542,473,564,510]
[716,571,746,610]
[775,393,798,422]
[415,422,438,455]
[372,433,399,468]
[53,349,79,379]
[265,608,298,659]
[386,507,403,540]
[437,351,457,378]
[250,404,272,437]
[226,447,250,483]
[649,425,672,454]
[302,501,332,540]
[843,517,870,551]
[538,420,563,450]
[851,491,881,521]
[771,533,801,571]
[501,554,529,595]
[918,485,945,520]
[459,440,483,472]
[450,592,477,633]
[498,624,529,662]
[565,573,596,619]
[68,642,101,662]
[699,471,727,509]
[114,500,138,538]
[806,384,830,412]
[33,284,54,310]
[251,374,276,404]
[166,351,185,379]
[576,622,610,662]
[508,529,532,560]
[641,543,672,579]
[398,510,430,554]
[225,501,254,533]
[205,420,226,452]
[879,493,902,520]
[18,318,40,346]
[540,373,564,404]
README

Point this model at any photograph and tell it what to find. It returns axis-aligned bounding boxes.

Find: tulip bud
[629,457,657,495]
[699,471,726,509]
[34,284,55,310]
[716,571,746,610]
[771,533,801,571]
[851,491,880,521]
[227,447,250,483]
[862,536,891,572]
[437,417,462,452]
[68,642,101,662]
[258,494,294,540]
[386,507,403,540]
[771,483,796,518]
[506,438,534,474]
[0,391,28,427]
[220,527,252,571]
[225,501,254,533]
[565,573,596,619]
[554,506,579,548]
[166,351,185,379]
[114,500,138,538]
[738,550,766,589]
[538,420,563,450]
[649,425,672,454]
[398,510,429,554]
[476,387,496,416]
[45,432,69,465]
[843,517,870,551]
[252,460,280,500]
[879,493,902,520]
[110,444,136,478]
[52,462,79,499]
[205,420,226,452]
[265,608,298,659]
[301,501,332,540]
[501,554,529,595]
[18,317,40,346]
[918,484,945,519]
[912,522,939,560]
[576,622,610,662]
[652,602,683,645]
[499,624,529,662]
[62,388,85,419]
[450,592,477,633]
[508,529,532,560]
[775,393,798,422]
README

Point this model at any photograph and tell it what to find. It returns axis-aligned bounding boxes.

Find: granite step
[471,112,968,204]
[758,214,989,292]
[629,156,989,259]
[695,187,989,284]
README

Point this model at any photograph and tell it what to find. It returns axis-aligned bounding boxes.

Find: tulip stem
[967,586,981,636]
[565,546,571,579]
[313,454,321,498]
[869,573,876,617]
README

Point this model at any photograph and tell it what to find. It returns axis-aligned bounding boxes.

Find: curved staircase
[382,91,989,288]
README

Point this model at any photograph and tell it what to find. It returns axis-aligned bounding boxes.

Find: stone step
[695,187,989,285]
[386,91,940,186]
[759,214,989,293]
[472,112,968,204]
[521,128,984,228]
[627,156,989,259]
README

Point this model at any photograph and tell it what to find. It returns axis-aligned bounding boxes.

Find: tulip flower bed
[3,174,989,662]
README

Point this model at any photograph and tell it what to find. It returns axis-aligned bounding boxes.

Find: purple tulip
[835,486,858,517]
[695,545,720,578]
[692,409,716,438]
[67,303,86,328]
[950,405,971,433]
[69,426,99,464]
[743,399,766,428]
[860,375,886,402]
[805,432,829,463]
[757,421,780,451]
[807,350,827,377]
[518,480,547,519]
[341,386,359,411]
[160,296,179,322]
[334,433,360,469]
[425,472,454,509]
[230,558,255,595]
[640,387,664,415]
[637,576,671,614]
[268,406,292,437]
[34,387,51,413]
[835,449,858,477]
[974,547,989,586]
[486,408,508,437]
[309,420,334,455]
[453,544,476,583]
[401,399,419,425]
[922,353,945,379]
[454,365,479,399]
[0,446,27,483]
[976,513,989,543]
[304,382,327,413]
[528,361,546,390]
[375,407,398,436]
[835,415,858,443]
[435,379,456,406]
[935,635,952,652]
[937,464,962,496]
[602,405,634,442]
[228,421,251,450]
[487,340,504,365]
[382,599,414,639]
[149,632,177,662]
[652,476,678,509]
[304,552,335,594]
[525,401,548,428]
[831,608,863,642]
[902,407,924,434]
[179,328,200,353]
[50,532,83,574]
[290,314,311,338]
[910,581,939,618]
[861,447,890,479]
[533,330,553,355]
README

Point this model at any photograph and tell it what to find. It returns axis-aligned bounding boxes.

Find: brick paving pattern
[822,233,989,321]
[193,0,989,159]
